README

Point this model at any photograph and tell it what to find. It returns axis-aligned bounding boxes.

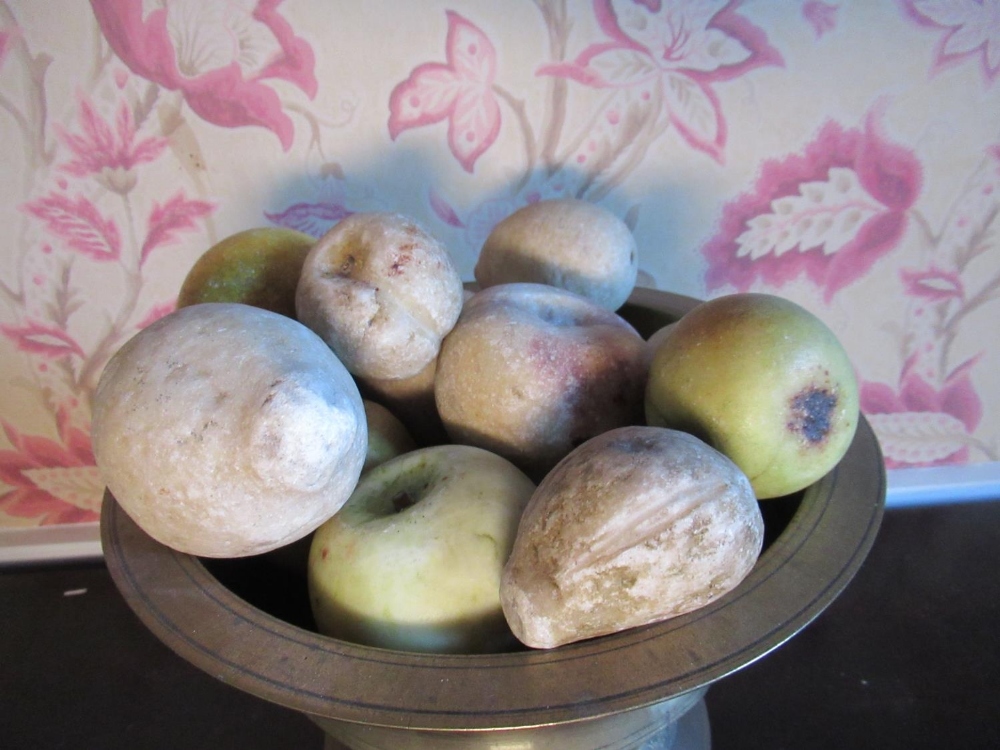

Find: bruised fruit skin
[295,212,464,380]
[644,293,859,499]
[177,227,315,318]
[435,283,647,481]
[500,426,763,649]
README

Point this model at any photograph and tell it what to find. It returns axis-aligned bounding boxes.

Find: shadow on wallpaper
[1,0,998,527]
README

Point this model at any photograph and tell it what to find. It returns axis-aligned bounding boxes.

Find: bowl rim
[101,286,886,732]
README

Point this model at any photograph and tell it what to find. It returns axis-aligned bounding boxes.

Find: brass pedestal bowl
[101,288,886,750]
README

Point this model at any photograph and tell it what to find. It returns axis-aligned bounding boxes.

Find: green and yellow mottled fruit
[177,227,315,318]
[644,293,859,499]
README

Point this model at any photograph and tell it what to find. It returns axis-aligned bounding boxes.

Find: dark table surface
[3,498,999,750]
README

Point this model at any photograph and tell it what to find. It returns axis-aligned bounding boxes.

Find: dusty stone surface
[500,426,764,649]
[92,303,367,558]
[474,198,638,311]
[296,212,464,380]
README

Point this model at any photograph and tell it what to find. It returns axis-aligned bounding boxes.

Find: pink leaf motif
[264,201,352,238]
[136,301,175,329]
[803,1,838,39]
[58,98,168,178]
[0,321,86,360]
[22,193,121,262]
[904,0,1000,85]
[428,187,465,228]
[866,410,972,466]
[0,31,11,71]
[388,11,501,173]
[900,266,965,302]
[140,192,215,265]
[703,108,922,302]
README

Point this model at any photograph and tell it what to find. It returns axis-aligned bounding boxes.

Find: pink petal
[856,105,922,210]
[251,0,319,97]
[821,211,906,302]
[859,380,906,415]
[663,73,726,163]
[444,10,496,85]
[388,63,461,139]
[537,43,659,88]
[447,84,501,173]
[180,63,298,151]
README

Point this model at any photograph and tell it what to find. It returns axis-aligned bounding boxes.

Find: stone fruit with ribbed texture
[500,426,763,649]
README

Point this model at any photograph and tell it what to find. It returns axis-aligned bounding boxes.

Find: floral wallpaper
[1,0,998,530]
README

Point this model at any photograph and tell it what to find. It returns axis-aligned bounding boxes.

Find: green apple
[177,227,315,318]
[362,399,416,473]
[308,445,535,653]
[645,293,859,499]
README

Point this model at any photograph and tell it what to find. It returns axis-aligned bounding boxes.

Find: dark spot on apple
[392,491,417,513]
[321,547,329,560]
[788,387,837,444]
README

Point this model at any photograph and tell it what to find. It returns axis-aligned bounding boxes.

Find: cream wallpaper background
[1,0,999,530]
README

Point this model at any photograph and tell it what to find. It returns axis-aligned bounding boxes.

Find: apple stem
[391,491,417,513]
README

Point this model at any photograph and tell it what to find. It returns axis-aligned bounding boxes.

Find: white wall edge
[886,463,1000,507]
[0,522,102,566]
[0,465,997,564]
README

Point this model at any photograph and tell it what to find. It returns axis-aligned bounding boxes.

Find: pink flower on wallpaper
[56,97,167,190]
[388,11,501,173]
[538,0,783,162]
[862,356,983,467]
[703,106,922,301]
[803,1,839,38]
[0,410,100,525]
[904,0,1000,85]
[89,0,318,151]
[22,193,122,263]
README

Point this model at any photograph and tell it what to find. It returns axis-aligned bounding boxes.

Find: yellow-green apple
[362,399,416,473]
[435,283,647,480]
[177,227,314,318]
[308,445,535,653]
[645,293,859,499]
